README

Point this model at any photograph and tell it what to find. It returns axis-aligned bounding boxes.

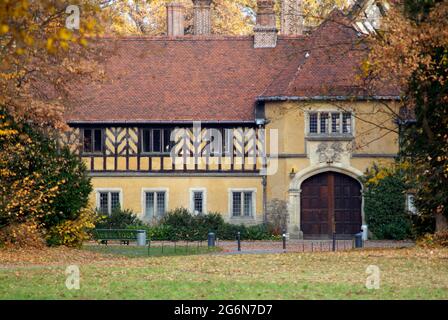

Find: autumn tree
[0,0,105,129]
[0,0,105,246]
[0,111,94,247]
[368,0,448,231]
[100,0,350,36]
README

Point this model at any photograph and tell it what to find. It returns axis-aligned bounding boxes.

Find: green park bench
[92,229,146,245]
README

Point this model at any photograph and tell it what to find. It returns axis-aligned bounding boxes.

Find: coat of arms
[316,142,344,164]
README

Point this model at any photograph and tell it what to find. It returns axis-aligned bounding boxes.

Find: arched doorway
[300,171,362,239]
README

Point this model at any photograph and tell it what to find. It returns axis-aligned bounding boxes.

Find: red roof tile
[260,11,400,99]
[66,35,306,123]
[66,10,400,123]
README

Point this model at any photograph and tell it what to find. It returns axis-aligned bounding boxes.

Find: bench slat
[93,229,143,241]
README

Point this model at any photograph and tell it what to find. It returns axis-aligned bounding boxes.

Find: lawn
[83,243,220,257]
[0,246,447,299]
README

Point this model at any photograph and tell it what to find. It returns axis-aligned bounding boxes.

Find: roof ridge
[93,35,309,43]
[96,35,254,42]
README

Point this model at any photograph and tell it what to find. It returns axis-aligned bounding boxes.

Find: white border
[95,188,123,214]
[304,109,355,136]
[141,188,169,220]
[189,188,207,215]
[227,188,257,220]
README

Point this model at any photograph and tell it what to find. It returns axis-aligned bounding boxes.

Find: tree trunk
[435,207,448,232]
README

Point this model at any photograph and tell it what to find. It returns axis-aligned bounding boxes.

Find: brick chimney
[281,0,303,35]
[166,3,185,36]
[254,0,278,48]
[192,0,212,35]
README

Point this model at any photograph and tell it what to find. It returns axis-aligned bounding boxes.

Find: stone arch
[287,164,365,239]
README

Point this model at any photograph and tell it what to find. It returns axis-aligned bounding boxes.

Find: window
[331,113,341,133]
[222,128,234,156]
[83,129,103,153]
[342,113,352,133]
[97,190,121,215]
[309,113,318,133]
[144,190,167,220]
[231,190,254,217]
[308,112,353,135]
[243,192,253,216]
[142,129,172,154]
[190,189,206,215]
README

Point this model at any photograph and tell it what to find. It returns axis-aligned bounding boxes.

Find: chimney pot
[192,0,212,35]
[254,0,278,48]
[166,3,185,37]
[281,0,304,35]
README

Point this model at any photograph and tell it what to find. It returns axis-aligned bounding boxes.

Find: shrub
[417,230,448,248]
[362,163,414,240]
[124,208,276,241]
[47,209,98,248]
[217,223,246,240]
[96,208,144,229]
[266,199,288,235]
[0,219,46,248]
[244,224,271,240]
[0,111,92,247]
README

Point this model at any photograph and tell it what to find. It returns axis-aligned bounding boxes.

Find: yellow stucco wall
[265,100,399,155]
[264,100,399,202]
[90,176,263,222]
[79,100,400,221]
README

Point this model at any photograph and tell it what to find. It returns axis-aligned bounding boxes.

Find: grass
[82,243,220,258]
[0,246,447,299]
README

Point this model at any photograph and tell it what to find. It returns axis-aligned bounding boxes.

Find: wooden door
[333,173,362,235]
[300,173,331,237]
[301,172,361,239]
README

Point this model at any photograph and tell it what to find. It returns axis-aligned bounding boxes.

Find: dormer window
[307,111,353,136]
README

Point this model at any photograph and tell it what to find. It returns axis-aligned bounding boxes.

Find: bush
[362,163,414,240]
[96,208,144,229]
[0,219,46,248]
[0,111,93,247]
[125,208,275,241]
[157,208,225,240]
[47,209,98,248]
[266,199,288,235]
[417,230,448,248]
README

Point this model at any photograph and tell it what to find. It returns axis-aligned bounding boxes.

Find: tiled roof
[66,10,400,123]
[66,35,306,123]
[259,10,400,99]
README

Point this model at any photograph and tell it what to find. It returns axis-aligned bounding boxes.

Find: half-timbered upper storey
[57,0,401,235]
[60,1,399,175]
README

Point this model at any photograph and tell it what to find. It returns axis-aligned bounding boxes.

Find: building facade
[62,0,400,239]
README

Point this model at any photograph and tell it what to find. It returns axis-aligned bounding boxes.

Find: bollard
[282,231,286,251]
[237,232,241,251]
[332,232,336,252]
[208,232,216,247]
[354,232,363,248]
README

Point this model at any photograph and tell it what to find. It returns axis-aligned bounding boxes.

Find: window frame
[189,188,207,215]
[141,188,169,221]
[140,128,173,155]
[95,188,123,215]
[306,111,355,137]
[228,188,256,219]
[82,128,104,155]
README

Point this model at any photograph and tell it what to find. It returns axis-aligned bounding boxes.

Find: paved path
[215,240,415,254]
